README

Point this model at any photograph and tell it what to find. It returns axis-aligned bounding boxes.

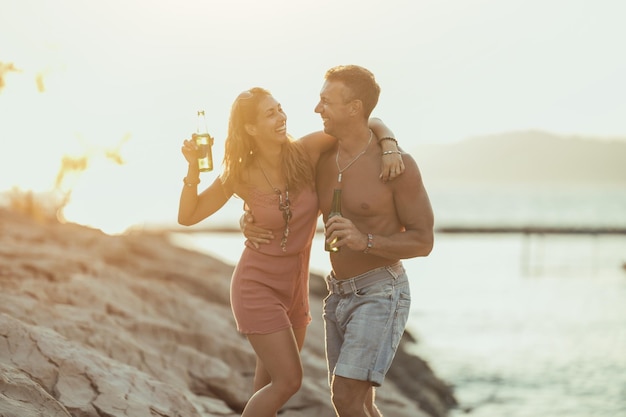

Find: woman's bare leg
[252,326,307,392]
[242,328,303,417]
[293,326,307,351]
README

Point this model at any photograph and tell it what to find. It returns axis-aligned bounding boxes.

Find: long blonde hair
[221,87,314,192]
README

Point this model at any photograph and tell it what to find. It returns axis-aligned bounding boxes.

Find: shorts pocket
[392,289,411,350]
[355,281,393,298]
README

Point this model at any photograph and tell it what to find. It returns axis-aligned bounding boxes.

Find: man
[314,65,434,416]
[245,65,434,416]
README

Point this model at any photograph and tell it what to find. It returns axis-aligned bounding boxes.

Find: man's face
[315,80,352,136]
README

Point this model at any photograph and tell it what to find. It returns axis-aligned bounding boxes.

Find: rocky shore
[0,208,456,417]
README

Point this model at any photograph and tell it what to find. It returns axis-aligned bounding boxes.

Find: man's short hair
[325,65,380,118]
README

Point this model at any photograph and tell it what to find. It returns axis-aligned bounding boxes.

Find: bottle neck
[330,189,342,214]
[197,110,208,134]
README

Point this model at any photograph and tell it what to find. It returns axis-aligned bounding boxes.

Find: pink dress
[230,185,319,335]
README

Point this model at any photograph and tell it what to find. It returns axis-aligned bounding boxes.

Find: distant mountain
[412,131,626,186]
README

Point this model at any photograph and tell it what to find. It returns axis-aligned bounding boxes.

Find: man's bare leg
[331,375,374,417]
[365,387,383,417]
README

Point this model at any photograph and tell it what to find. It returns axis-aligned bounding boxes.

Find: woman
[178,87,402,416]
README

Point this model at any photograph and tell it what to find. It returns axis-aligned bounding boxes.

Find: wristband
[363,233,373,254]
[183,177,201,187]
[379,137,398,145]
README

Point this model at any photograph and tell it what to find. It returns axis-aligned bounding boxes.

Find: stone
[0,208,456,416]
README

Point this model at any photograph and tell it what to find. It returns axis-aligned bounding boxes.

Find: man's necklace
[335,129,373,183]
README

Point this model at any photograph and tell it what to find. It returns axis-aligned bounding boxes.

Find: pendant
[337,173,342,183]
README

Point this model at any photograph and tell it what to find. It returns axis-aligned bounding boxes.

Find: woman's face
[247,95,288,145]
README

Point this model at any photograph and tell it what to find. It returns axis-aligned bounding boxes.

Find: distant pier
[161,224,626,275]
[435,225,626,276]
[162,225,626,235]
[436,226,626,235]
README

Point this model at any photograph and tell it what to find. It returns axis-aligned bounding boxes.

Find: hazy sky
[3,0,625,140]
[1,0,625,231]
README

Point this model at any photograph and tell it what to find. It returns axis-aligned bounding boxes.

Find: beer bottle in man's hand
[325,189,342,252]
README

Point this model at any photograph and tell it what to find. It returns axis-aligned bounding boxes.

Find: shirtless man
[314,65,434,417]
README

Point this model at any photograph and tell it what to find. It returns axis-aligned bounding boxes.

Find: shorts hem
[292,319,312,330]
[334,364,384,387]
[238,319,311,336]
[238,323,292,336]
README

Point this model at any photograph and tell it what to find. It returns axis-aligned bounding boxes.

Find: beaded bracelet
[382,150,402,156]
[379,137,398,145]
[363,233,373,254]
[183,177,201,187]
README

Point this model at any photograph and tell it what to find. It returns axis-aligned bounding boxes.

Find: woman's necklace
[258,161,291,252]
[335,129,373,183]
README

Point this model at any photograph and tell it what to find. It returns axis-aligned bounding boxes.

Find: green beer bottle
[325,188,342,252]
[194,110,213,172]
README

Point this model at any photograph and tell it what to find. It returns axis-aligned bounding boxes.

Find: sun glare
[0,58,147,234]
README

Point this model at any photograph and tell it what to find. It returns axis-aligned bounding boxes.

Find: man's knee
[331,377,369,414]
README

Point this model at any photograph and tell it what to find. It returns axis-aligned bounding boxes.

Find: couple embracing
[178,64,434,417]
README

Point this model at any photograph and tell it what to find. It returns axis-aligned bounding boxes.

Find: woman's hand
[181,137,199,165]
[380,151,405,183]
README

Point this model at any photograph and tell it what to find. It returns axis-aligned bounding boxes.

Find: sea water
[406,233,626,417]
[168,185,626,417]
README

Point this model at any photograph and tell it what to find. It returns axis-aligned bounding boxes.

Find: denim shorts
[323,262,411,387]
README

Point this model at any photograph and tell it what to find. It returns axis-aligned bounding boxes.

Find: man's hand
[325,216,369,252]
[240,211,274,249]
